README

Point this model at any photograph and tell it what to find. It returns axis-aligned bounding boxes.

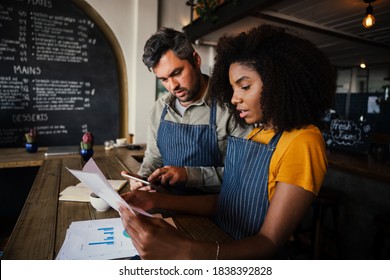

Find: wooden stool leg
[331,203,341,258]
[312,191,341,259]
[372,213,390,259]
[313,203,324,259]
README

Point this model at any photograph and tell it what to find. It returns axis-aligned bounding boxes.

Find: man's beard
[177,77,202,103]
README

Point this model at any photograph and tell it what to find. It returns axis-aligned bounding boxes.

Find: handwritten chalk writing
[330,120,361,147]
[0,127,25,144]
[333,131,358,144]
[13,65,42,75]
[12,113,48,123]
[27,0,53,9]
[37,125,68,135]
[331,121,351,131]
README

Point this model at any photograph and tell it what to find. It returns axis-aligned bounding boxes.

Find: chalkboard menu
[0,0,125,147]
[323,119,372,153]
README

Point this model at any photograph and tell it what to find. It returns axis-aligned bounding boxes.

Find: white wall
[85,0,158,143]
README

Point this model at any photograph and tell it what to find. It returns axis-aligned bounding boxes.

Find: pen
[121,171,150,185]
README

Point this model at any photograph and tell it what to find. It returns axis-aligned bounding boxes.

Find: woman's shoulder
[276,125,324,156]
[282,125,323,142]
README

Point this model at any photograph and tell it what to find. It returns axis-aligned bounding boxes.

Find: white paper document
[66,158,151,216]
[56,218,138,260]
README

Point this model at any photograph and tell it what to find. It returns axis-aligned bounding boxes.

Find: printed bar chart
[56,218,138,259]
[88,227,115,245]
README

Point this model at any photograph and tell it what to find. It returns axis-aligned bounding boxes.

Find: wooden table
[1,147,231,259]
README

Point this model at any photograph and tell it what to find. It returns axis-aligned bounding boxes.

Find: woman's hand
[129,179,153,191]
[119,206,192,259]
[121,189,158,211]
[148,166,188,186]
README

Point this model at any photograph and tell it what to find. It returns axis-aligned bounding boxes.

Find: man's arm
[137,99,165,178]
[185,166,223,193]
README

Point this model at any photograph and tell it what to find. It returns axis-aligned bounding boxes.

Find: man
[132,27,251,193]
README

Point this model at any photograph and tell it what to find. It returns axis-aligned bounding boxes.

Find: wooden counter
[2,148,231,259]
[0,145,146,169]
[2,144,389,182]
[326,149,390,184]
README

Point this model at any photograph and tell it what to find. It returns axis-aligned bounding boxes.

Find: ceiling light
[360,63,366,69]
[362,0,376,28]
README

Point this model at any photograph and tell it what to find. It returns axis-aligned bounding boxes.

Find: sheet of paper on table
[56,216,176,260]
[66,158,151,216]
[56,218,138,260]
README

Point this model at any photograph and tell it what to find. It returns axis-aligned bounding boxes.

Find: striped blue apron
[217,132,282,239]
[156,100,221,191]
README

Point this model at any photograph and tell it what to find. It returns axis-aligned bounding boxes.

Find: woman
[119,24,335,259]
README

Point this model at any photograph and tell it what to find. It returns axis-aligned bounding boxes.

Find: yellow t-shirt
[247,125,327,200]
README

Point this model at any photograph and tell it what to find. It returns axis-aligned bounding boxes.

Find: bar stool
[293,187,342,259]
[372,213,390,259]
[311,188,342,259]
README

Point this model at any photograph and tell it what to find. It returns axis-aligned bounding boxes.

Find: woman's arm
[121,182,315,259]
[122,189,219,216]
[216,182,316,259]
[119,206,219,259]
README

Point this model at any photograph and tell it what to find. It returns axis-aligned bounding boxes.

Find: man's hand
[148,166,188,186]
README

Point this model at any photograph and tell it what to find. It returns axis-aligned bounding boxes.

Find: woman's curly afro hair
[209,24,336,132]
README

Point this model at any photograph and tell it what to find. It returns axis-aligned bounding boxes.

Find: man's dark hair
[142,27,196,71]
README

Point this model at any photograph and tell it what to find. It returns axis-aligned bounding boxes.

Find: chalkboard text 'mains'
[14,65,41,75]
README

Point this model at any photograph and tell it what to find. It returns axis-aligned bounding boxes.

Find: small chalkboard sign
[324,119,372,153]
[0,0,126,148]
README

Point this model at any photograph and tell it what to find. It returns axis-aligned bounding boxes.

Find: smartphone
[121,171,150,185]
[127,145,142,150]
